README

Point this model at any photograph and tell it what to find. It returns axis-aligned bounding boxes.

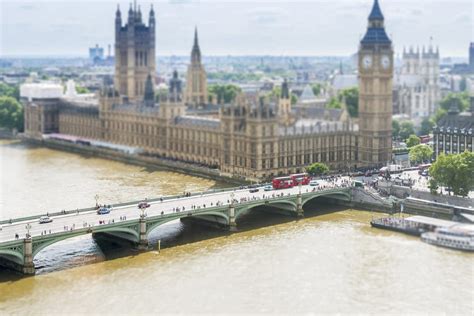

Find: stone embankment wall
[389,185,474,208]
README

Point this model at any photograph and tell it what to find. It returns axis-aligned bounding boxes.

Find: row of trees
[0,83,23,132]
[208,84,242,104]
[393,92,470,142]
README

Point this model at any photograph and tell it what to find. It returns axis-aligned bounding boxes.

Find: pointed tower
[278,79,292,125]
[144,74,155,106]
[358,0,393,167]
[185,27,208,108]
[114,1,156,102]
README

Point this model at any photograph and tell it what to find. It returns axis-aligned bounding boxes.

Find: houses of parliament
[24,0,393,181]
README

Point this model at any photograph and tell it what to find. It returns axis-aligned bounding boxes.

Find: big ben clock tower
[358,0,393,167]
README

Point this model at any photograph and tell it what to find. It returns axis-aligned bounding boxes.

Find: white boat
[421,225,474,252]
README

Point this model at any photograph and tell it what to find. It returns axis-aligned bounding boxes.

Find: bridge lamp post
[230,192,235,205]
[25,223,32,239]
[298,183,302,195]
[94,194,99,207]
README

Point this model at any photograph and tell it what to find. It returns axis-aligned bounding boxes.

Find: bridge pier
[23,238,35,275]
[228,204,237,232]
[137,217,149,250]
[296,194,304,218]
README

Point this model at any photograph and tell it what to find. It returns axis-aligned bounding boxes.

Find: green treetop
[429,151,474,196]
[306,162,329,176]
[409,144,433,164]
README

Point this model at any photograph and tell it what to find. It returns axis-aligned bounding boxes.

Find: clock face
[381,55,391,69]
[362,55,372,69]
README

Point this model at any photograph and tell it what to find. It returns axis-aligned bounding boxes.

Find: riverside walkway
[0,179,356,274]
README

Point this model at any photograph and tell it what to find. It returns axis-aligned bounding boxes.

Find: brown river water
[0,140,472,315]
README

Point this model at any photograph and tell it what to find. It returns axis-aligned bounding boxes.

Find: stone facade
[394,45,440,125]
[23,0,392,181]
[357,0,394,167]
[114,4,156,102]
[432,97,474,158]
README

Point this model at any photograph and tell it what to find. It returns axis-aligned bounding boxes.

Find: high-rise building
[185,27,208,107]
[358,0,393,167]
[114,4,156,101]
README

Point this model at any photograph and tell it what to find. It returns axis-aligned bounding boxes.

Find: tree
[0,96,24,131]
[429,151,474,197]
[208,84,241,104]
[440,92,469,112]
[326,97,342,109]
[433,108,447,123]
[312,83,322,96]
[419,118,434,136]
[339,87,359,118]
[406,134,421,148]
[76,86,90,94]
[0,83,20,100]
[399,121,415,141]
[409,144,433,164]
[306,162,329,176]
[392,119,400,139]
[291,94,298,105]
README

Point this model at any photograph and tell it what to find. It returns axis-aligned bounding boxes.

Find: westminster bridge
[0,181,393,275]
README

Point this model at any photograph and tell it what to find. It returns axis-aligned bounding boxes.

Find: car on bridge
[39,216,53,224]
[97,207,112,215]
[249,188,259,193]
[263,185,273,191]
[309,180,320,186]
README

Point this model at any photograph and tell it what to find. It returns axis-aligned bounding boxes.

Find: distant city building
[432,96,474,158]
[23,0,393,180]
[470,43,474,70]
[89,44,104,63]
[393,44,441,125]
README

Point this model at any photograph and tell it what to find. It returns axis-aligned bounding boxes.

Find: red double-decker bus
[272,176,294,189]
[290,173,311,186]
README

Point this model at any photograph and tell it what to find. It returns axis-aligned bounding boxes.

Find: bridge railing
[0,185,254,225]
[0,184,353,226]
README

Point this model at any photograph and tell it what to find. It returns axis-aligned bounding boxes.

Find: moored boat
[370,217,424,236]
[421,225,474,252]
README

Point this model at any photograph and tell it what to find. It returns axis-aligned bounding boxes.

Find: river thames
[0,140,472,314]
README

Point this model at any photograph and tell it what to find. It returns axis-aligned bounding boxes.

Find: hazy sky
[0,0,473,58]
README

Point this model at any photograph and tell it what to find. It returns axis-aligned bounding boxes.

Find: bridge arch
[301,190,351,209]
[235,200,297,222]
[95,226,140,244]
[32,231,88,259]
[0,249,24,265]
[146,211,230,238]
[31,226,140,260]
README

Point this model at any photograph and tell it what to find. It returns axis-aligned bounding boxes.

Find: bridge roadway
[0,178,353,274]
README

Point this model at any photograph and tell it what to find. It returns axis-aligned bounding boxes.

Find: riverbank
[20,136,248,186]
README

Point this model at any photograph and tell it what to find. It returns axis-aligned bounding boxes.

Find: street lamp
[94,194,99,207]
[230,192,235,205]
[298,183,302,195]
[25,223,32,239]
